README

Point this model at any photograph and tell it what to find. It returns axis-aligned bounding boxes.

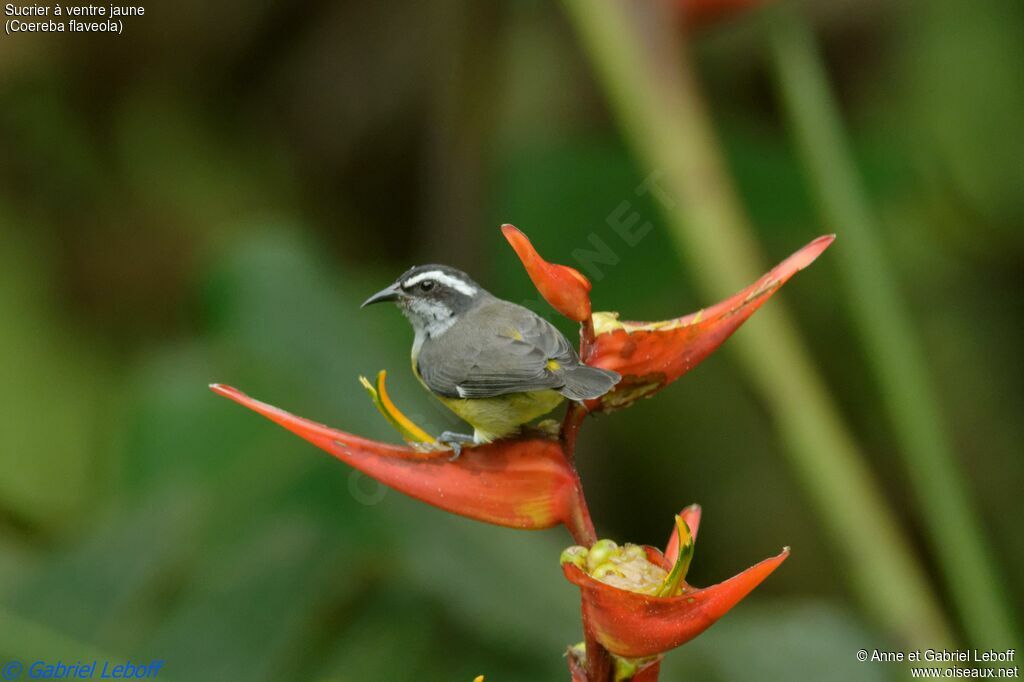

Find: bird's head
[361,265,486,338]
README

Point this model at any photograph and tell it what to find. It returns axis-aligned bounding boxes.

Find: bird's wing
[417,302,577,399]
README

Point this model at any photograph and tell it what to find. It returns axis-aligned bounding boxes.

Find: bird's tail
[558,365,621,401]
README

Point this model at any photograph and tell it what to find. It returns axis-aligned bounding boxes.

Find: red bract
[586,235,834,411]
[562,506,788,659]
[501,224,592,322]
[210,384,591,536]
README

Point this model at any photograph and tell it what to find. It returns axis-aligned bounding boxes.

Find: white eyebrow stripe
[403,270,477,296]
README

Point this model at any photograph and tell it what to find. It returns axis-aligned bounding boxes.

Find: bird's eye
[419,280,435,292]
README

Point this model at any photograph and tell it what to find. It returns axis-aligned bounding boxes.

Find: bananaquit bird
[362,265,620,455]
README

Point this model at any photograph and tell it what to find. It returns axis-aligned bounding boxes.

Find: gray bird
[362,265,620,454]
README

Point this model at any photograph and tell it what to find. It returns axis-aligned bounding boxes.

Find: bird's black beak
[361,283,401,308]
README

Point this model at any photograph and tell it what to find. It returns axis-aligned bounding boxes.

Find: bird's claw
[437,431,475,461]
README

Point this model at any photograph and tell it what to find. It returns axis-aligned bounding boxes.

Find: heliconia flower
[561,505,788,659]
[586,235,834,411]
[501,224,592,322]
[209,384,591,536]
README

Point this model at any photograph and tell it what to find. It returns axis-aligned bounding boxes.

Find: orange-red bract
[210,384,590,535]
[502,224,592,322]
[586,235,834,411]
[562,507,788,659]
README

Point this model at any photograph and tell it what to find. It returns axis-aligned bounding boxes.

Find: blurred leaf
[0,537,36,589]
[114,92,296,232]
[389,501,578,655]
[0,79,107,205]
[5,490,201,652]
[140,508,359,682]
[902,0,1024,236]
[0,221,111,525]
[662,601,889,682]
[315,585,561,682]
[0,606,118,665]
[493,139,687,325]
[314,589,442,682]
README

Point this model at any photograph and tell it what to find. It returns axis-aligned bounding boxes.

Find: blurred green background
[1,0,1021,679]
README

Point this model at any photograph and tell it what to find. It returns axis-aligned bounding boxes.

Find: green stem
[560,0,953,649]
[764,2,1019,650]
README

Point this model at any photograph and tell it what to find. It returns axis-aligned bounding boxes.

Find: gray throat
[403,299,457,354]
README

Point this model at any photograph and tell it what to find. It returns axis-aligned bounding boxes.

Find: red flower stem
[584,619,614,682]
[580,316,596,360]
[565,314,618,681]
[559,314,600,545]
[560,397,595,546]
[563,461,596,546]
[563,316,596,460]
[560,403,587,463]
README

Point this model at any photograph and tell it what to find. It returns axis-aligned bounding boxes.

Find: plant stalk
[584,627,614,682]
[764,2,1019,649]
[560,0,954,649]
[562,316,614,679]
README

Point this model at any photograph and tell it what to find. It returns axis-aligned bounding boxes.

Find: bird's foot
[438,431,476,461]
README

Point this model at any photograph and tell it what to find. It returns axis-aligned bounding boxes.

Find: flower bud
[560,545,589,570]
[586,539,618,571]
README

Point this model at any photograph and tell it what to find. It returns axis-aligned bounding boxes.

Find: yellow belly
[412,350,564,442]
[436,390,566,442]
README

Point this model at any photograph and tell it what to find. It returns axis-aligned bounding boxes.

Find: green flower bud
[622,544,646,560]
[592,564,624,580]
[589,542,668,595]
[587,539,619,571]
[560,545,589,569]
